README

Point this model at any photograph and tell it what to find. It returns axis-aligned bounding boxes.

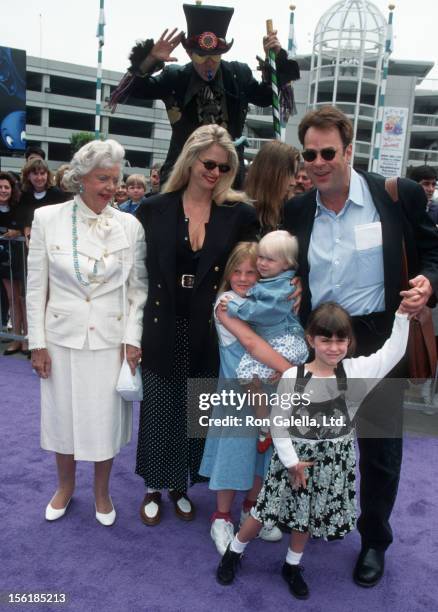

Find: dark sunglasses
[302,147,338,162]
[199,159,231,173]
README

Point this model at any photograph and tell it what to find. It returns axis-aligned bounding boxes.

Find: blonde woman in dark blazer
[135,124,259,526]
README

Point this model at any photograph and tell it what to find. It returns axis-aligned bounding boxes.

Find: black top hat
[181,3,234,55]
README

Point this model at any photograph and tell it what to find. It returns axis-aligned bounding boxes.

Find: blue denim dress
[199,291,272,490]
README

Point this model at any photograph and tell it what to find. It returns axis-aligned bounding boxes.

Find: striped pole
[95,0,105,139]
[287,5,297,59]
[266,19,282,141]
[371,4,395,172]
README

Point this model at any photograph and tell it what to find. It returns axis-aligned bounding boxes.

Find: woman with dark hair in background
[0,171,27,355]
[19,158,69,240]
[244,141,300,237]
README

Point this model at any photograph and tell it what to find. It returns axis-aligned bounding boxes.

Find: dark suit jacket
[136,190,259,377]
[283,172,438,325]
[427,201,438,225]
[128,51,299,181]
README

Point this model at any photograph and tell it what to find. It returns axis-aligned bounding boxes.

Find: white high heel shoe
[95,499,116,526]
[45,498,72,521]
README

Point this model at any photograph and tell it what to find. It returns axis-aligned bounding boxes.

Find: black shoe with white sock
[281,563,309,599]
[216,544,242,585]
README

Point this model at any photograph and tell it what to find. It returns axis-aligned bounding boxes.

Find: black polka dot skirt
[135,317,206,492]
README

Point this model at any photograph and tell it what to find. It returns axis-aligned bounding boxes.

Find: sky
[2,0,438,81]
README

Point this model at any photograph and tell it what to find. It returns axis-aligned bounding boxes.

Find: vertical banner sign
[376,107,409,177]
[0,47,26,153]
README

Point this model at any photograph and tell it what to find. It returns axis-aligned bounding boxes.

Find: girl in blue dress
[200,241,295,555]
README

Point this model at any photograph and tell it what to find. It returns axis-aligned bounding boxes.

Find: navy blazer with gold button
[136,190,259,377]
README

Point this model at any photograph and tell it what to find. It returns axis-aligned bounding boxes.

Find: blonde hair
[258,230,298,269]
[245,141,300,229]
[162,124,246,204]
[126,173,147,189]
[218,242,258,295]
[54,164,70,190]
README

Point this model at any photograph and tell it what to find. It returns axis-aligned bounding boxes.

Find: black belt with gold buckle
[181,274,195,288]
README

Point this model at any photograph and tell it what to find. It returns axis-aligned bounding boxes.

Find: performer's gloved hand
[263,30,281,56]
[150,28,184,63]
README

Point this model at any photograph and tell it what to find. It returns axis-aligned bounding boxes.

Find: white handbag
[116,356,143,402]
[116,249,143,402]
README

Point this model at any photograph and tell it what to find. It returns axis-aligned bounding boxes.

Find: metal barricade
[0,227,27,343]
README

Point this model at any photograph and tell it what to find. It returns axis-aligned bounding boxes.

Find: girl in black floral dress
[216,302,410,599]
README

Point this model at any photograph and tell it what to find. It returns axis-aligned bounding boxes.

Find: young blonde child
[223,230,308,451]
[216,301,410,599]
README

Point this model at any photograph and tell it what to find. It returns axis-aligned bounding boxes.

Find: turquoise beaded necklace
[72,200,98,286]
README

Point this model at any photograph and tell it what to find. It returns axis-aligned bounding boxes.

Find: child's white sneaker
[259,524,283,541]
[211,518,235,555]
[239,508,283,542]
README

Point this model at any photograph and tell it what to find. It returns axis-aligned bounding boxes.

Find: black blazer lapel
[155,193,179,299]
[194,203,230,291]
[284,192,318,322]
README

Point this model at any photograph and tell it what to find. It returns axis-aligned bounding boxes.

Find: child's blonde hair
[218,242,258,295]
[126,173,147,189]
[258,230,298,269]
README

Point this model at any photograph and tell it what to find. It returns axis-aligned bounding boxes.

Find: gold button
[154,317,158,323]
[86,297,90,302]
[214,266,220,272]
[155,300,160,306]
[117,315,122,321]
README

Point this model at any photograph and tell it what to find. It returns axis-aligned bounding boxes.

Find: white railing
[408,149,438,163]
[312,64,378,82]
[412,114,438,128]
[247,105,273,117]
[354,141,371,155]
[245,138,272,151]
[314,101,376,119]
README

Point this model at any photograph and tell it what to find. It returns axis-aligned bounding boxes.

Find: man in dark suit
[284,106,438,587]
[109,3,299,185]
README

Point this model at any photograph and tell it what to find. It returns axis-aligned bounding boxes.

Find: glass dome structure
[308,0,391,169]
[314,0,387,62]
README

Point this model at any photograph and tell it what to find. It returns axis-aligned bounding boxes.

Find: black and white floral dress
[251,313,410,541]
[252,364,356,540]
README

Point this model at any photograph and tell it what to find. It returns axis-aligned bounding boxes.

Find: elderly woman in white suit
[26,140,147,526]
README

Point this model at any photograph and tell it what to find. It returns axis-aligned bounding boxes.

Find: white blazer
[26,197,147,351]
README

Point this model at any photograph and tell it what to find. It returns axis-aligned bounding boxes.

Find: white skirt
[40,341,132,461]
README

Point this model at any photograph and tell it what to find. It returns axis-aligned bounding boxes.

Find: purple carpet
[0,355,437,612]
